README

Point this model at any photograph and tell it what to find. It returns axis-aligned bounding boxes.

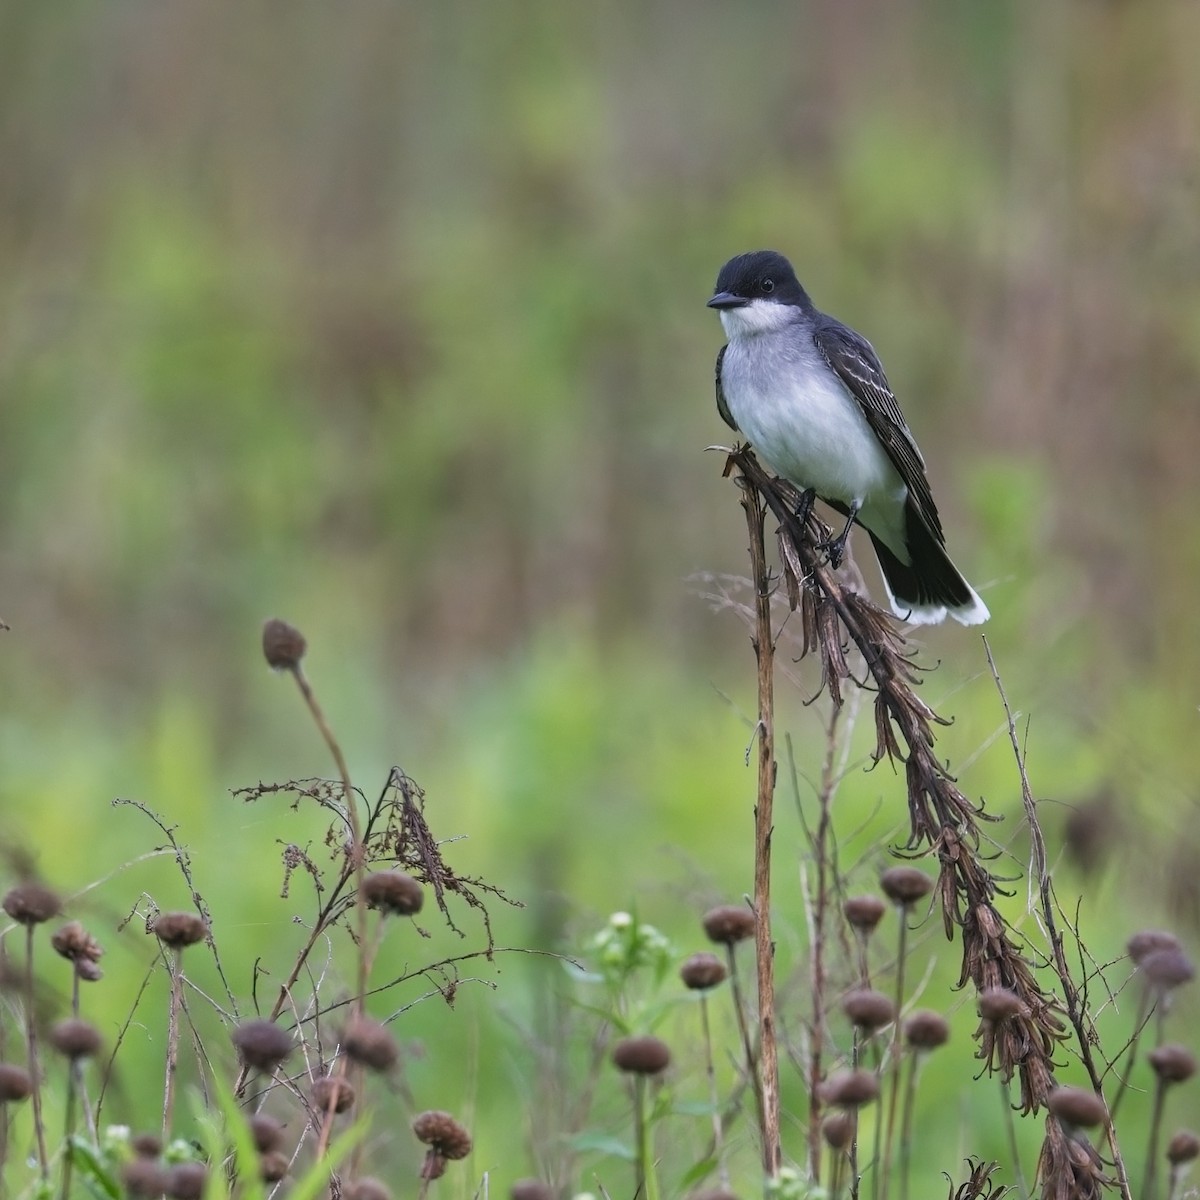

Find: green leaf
[66,1138,121,1200]
[677,1158,720,1190]
[671,1099,720,1117]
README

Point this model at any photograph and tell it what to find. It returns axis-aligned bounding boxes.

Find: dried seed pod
[131,1133,162,1159]
[248,1113,284,1153]
[50,1018,102,1059]
[232,1019,294,1073]
[680,952,727,990]
[1150,1044,1197,1084]
[153,912,208,949]
[1127,930,1181,964]
[0,1063,33,1102]
[342,1015,398,1072]
[123,1160,171,1198]
[51,921,103,963]
[1047,1086,1107,1129]
[1168,1130,1200,1164]
[259,1152,289,1183]
[879,867,933,907]
[411,1110,472,1159]
[312,1074,356,1114]
[702,905,755,945]
[820,1070,880,1108]
[420,1153,447,1181]
[345,1179,392,1200]
[362,871,424,917]
[510,1181,555,1200]
[2,881,61,926]
[843,895,887,934]
[165,1162,208,1200]
[611,1035,671,1076]
[262,618,306,670]
[904,1010,950,1050]
[1141,948,1196,991]
[822,1111,855,1151]
[842,989,895,1034]
[977,987,1027,1022]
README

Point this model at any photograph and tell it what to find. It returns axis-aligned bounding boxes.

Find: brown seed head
[680,952,727,991]
[50,1018,102,1059]
[0,1063,33,1102]
[262,618,307,670]
[822,1111,855,1151]
[421,1153,448,1181]
[977,987,1027,1022]
[165,1161,208,1200]
[904,1010,950,1050]
[345,1180,392,1200]
[1150,1044,1197,1084]
[412,1110,472,1159]
[612,1035,671,1075]
[153,912,208,950]
[131,1133,162,1159]
[843,895,887,935]
[362,870,424,917]
[842,989,895,1033]
[2,881,61,926]
[879,867,933,907]
[75,959,104,983]
[248,1113,284,1153]
[820,1069,880,1108]
[1127,930,1181,964]
[232,1019,294,1073]
[259,1152,289,1183]
[312,1074,356,1113]
[342,1015,399,1072]
[51,921,103,963]
[1047,1086,1107,1129]
[1142,947,1196,991]
[1168,1130,1200,1164]
[511,1181,556,1200]
[124,1160,171,1198]
[702,904,755,946]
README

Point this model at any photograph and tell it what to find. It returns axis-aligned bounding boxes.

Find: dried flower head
[2,881,61,926]
[977,987,1027,1022]
[232,1019,294,1073]
[0,1063,33,1102]
[879,867,933,907]
[342,1015,399,1072]
[345,1179,392,1200]
[1168,1129,1200,1164]
[1141,947,1196,991]
[820,1070,880,1108]
[1127,930,1181,964]
[153,912,208,949]
[165,1161,208,1200]
[842,989,895,1034]
[905,1010,950,1050]
[51,921,103,963]
[248,1113,284,1153]
[123,1160,171,1198]
[412,1110,472,1159]
[421,1154,447,1181]
[312,1074,356,1114]
[1150,1044,1197,1084]
[362,870,424,916]
[822,1111,855,1151]
[680,952,727,991]
[510,1181,556,1200]
[262,618,307,670]
[1047,1086,1107,1129]
[612,1035,671,1075]
[843,895,887,934]
[259,1152,289,1183]
[131,1133,162,1159]
[702,904,755,945]
[50,1018,102,1059]
[75,959,103,983]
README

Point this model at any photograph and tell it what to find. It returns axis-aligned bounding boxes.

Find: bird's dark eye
[760,278,775,294]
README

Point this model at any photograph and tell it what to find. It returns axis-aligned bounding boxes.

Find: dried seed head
[1168,1130,1200,1164]
[611,1035,671,1075]
[702,904,755,945]
[820,1070,880,1108]
[0,1063,33,1102]
[153,912,208,949]
[232,1019,295,1073]
[165,1161,208,1200]
[680,952,727,991]
[312,1074,356,1114]
[843,895,887,935]
[879,867,933,907]
[510,1181,556,1200]
[904,1010,950,1050]
[1141,947,1196,991]
[822,1111,855,1151]
[1047,1086,1107,1129]
[2,881,61,926]
[262,618,307,670]
[362,871,424,916]
[124,1160,171,1198]
[1127,930,1181,964]
[249,1113,284,1153]
[1150,1044,1197,1084]
[259,1152,289,1183]
[421,1153,447,1181]
[75,959,104,983]
[342,1015,399,1072]
[51,921,103,963]
[412,1110,472,1159]
[131,1133,162,1159]
[977,987,1027,1022]
[345,1180,392,1200]
[842,989,895,1033]
[50,1018,102,1059]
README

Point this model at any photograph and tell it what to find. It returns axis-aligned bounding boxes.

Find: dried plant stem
[879,912,910,1200]
[162,949,183,1138]
[898,1052,919,1200]
[724,941,760,1134]
[738,472,782,1177]
[698,995,729,1187]
[999,1081,1028,1200]
[1142,1077,1169,1200]
[24,925,49,1178]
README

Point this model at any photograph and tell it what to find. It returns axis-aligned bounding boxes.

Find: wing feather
[714,344,738,432]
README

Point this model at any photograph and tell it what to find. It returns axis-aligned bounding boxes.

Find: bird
[708,249,988,626]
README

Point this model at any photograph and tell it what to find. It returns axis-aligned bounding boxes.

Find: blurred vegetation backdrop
[3,0,1200,1191]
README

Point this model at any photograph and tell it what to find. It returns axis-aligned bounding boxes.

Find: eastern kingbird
[708,250,988,626]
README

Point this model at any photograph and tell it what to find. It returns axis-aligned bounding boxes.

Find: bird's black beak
[707,291,748,310]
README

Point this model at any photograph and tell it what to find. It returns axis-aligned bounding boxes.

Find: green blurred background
[3,0,1200,1192]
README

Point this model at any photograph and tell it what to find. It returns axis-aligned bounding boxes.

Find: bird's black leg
[822,502,860,569]
[794,487,817,529]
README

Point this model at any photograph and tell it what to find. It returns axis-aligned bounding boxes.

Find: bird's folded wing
[714,344,738,432]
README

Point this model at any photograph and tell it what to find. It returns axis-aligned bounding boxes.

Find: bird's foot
[793,487,817,529]
[817,503,860,569]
